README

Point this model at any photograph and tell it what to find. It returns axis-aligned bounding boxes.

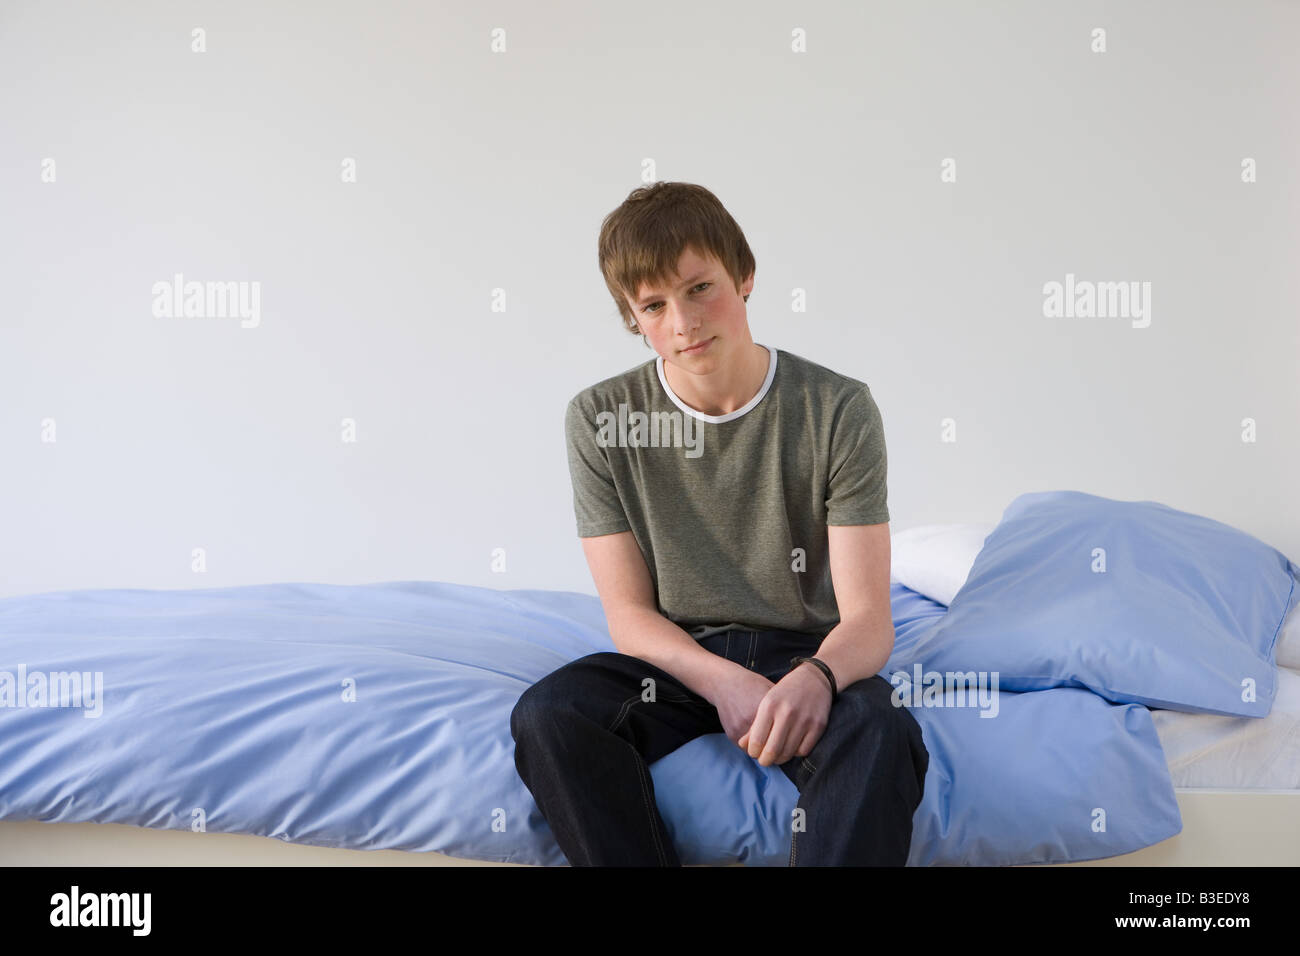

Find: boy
[510,181,929,866]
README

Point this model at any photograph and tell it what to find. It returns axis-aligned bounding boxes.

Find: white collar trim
[655,344,777,424]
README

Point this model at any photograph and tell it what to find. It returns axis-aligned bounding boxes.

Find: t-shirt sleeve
[564,396,633,537]
[824,385,890,525]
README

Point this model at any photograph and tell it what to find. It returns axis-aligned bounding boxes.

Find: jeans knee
[864,677,930,786]
[842,674,903,720]
[838,677,924,754]
[509,682,544,741]
[510,652,622,740]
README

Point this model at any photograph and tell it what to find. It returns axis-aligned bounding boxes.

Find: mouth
[680,337,714,354]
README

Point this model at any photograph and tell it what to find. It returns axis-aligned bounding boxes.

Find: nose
[667,303,702,335]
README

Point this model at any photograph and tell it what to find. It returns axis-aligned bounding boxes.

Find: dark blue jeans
[510,627,929,866]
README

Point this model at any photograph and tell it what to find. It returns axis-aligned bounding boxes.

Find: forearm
[810,614,895,691]
[606,604,742,702]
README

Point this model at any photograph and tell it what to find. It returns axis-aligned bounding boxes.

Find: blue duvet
[0,576,1182,866]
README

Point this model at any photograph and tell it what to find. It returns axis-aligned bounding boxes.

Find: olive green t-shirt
[563,344,889,641]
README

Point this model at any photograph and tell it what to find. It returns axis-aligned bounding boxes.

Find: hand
[709,666,776,746]
[738,663,832,767]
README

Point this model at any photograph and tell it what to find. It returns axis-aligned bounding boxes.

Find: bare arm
[742,522,895,766]
[578,530,744,702]
[812,522,896,689]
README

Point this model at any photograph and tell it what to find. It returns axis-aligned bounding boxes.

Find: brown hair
[597,182,755,342]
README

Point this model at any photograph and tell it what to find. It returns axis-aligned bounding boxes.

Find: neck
[665,341,769,417]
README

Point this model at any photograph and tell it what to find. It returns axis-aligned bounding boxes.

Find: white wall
[2,0,1296,600]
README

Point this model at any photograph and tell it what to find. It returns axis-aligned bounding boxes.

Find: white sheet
[1152,665,1300,789]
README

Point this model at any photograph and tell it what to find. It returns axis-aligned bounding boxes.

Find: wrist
[799,661,834,694]
[701,652,758,703]
[789,656,838,702]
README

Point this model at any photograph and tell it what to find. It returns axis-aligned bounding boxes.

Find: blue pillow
[885,490,1299,716]
[651,665,1183,867]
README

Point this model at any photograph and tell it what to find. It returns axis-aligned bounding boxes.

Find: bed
[2,490,1297,866]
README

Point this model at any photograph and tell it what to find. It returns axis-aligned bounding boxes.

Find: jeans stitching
[747,631,756,668]
[724,631,732,661]
[792,750,815,865]
[607,694,641,734]
[631,743,669,865]
[608,688,697,735]
[608,689,693,865]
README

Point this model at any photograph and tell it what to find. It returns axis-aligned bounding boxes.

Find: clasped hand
[734,664,833,767]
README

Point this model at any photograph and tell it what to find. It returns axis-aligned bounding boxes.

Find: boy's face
[627,245,755,371]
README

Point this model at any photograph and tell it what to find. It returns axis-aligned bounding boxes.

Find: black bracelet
[789,656,838,702]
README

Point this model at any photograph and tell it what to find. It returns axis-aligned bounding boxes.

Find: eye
[641,283,710,314]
